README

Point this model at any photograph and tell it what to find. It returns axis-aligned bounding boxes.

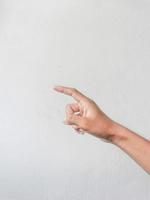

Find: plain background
[0,0,150,199]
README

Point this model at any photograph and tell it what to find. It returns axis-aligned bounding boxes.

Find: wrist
[107,121,128,145]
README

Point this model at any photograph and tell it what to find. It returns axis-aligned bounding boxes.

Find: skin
[53,85,150,175]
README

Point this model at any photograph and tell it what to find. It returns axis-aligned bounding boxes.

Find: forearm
[110,122,150,175]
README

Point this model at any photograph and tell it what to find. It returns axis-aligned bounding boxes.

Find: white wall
[0,0,150,199]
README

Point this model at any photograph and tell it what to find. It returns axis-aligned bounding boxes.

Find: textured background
[0,0,150,199]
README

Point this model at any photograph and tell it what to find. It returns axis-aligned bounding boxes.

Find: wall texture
[0,0,150,199]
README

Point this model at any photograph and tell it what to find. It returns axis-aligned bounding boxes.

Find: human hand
[53,86,115,142]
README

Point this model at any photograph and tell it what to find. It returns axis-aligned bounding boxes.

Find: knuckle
[68,114,73,121]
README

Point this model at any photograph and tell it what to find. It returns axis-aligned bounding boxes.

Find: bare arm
[110,122,150,174]
[53,85,150,175]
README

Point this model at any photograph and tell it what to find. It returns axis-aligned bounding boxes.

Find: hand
[53,85,150,174]
[53,86,115,142]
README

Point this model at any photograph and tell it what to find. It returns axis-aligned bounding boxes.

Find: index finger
[53,86,88,102]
